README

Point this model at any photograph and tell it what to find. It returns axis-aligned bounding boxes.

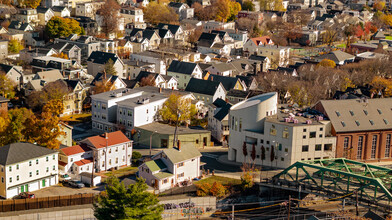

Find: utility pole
[91,149,95,187]
[288,196,291,220]
[173,110,181,148]
[355,191,359,216]
[231,204,234,220]
[105,133,108,171]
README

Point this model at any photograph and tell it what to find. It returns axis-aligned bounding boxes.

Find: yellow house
[62,79,88,116]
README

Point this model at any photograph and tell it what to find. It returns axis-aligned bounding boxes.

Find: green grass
[335,43,346,48]
[194,176,241,186]
[386,36,392,40]
[60,113,92,125]
[106,166,138,178]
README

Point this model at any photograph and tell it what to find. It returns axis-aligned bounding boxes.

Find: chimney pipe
[159,87,162,93]
[177,140,181,151]
[128,75,131,80]
[68,74,71,80]
[77,72,80,78]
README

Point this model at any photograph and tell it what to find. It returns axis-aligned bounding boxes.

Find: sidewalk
[217,154,243,167]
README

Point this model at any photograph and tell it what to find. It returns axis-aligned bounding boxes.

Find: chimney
[211,76,213,81]
[77,72,80,78]
[177,140,181,151]
[68,74,71,80]
[28,46,31,51]
[159,87,162,93]
[103,70,107,79]
[105,132,108,139]
[128,75,131,80]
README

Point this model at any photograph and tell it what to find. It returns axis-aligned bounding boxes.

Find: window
[278,144,282,151]
[16,164,19,170]
[335,111,341,117]
[363,110,368,115]
[270,128,277,136]
[310,132,316,138]
[319,134,323,138]
[324,144,332,151]
[349,110,354,116]
[343,137,349,153]
[303,135,306,139]
[341,121,346,127]
[260,139,264,144]
[128,110,132,116]
[46,156,49,162]
[384,119,389,125]
[357,136,363,160]
[109,149,111,154]
[315,144,322,151]
[303,128,307,132]
[355,121,360,126]
[29,172,32,177]
[9,177,12,183]
[177,162,184,168]
[371,135,377,159]
[283,131,289,139]
[36,159,39,165]
[369,120,374,125]
[177,173,184,178]
[302,145,309,152]
[53,165,55,171]
[115,157,118,164]
[102,104,107,110]
[115,147,118,152]
[163,179,168,184]
[320,127,323,131]
[377,109,382,114]
[1,177,3,183]
[46,167,49,172]
[9,166,11,172]
[36,170,39,175]
[239,118,242,132]
[385,134,391,158]
[53,155,55,160]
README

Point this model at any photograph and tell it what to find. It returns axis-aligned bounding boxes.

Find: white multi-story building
[228,93,336,168]
[59,144,93,175]
[80,131,132,172]
[0,143,59,199]
[130,52,168,75]
[138,144,202,191]
[244,44,290,68]
[207,99,231,144]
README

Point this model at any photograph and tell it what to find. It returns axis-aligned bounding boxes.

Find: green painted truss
[273,158,392,207]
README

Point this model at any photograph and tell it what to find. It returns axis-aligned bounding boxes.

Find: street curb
[216,155,243,167]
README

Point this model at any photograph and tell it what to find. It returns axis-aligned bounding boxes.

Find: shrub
[196,183,211,197]
[210,182,226,198]
[240,171,254,190]
[132,151,142,163]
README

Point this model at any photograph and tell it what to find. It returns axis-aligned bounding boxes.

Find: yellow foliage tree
[159,93,197,125]
[143,2,179,25]
[317,59,336,68]
[373,0,386,11]
[370,76,392,97]
[0,73,15,99]
[381,14,392,26]
[340,77,356,91]
[52,52,69,59]
[214,0,241,22]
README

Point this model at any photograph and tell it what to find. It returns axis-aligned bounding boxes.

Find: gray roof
[162,143,202,164]
[116,92,167,108]
[0,142,58,165]
[138,122,210,135]
[317,50,355,63]
[185,78,224,96]
[167,60,198,75]
[317,98,392,133]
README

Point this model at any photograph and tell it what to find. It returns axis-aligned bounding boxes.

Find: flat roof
[90,88,143,101]
[138,122,211,135]
[116,92,167,108]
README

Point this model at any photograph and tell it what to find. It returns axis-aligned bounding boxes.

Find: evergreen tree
[94,177,163,220]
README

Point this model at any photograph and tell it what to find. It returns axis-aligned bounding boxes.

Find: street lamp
[173,109,182,148]
[150,130,158,157]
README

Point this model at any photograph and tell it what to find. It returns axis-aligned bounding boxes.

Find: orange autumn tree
[370,76,392,97]
[24,99,65,149]
[317,59,336,68]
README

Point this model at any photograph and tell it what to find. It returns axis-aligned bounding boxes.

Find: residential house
[79,131,133,172]
[74,16,98,36]
[0,64,23,88]
[0,96,9,113]
[157,23,186,42]
[75,1,104,18]
[135,71,178,90]
[20,48,58,64]
[237,11,263,25]
[123,59,155,79]
[313,99,392,162]
[315,50,355,65]
[156,29,174,46]
[14,8,39,26]
[248,55,271,72]
[58,122,73,147]
[228,93,336,168]
[167,60,202,89]
[356,52,389,61]
[87,51,124,77]
[168,2,194,20]
[58,144,93,175]
[0,41,8,60]
[0,142,59,199]
[31,56,74,72]
[245,44,290,68]
[25,69,64,95]
[63,79,88,115]
[138,143,202,191]
[128,28,161,49]
[130,51,168,75]
[8,21,43,46]
[225,89,263,104]
[185,78,226,105]
[208,98,231,144]
[243,36,274,55]
[202,20,235,32]
[0,5,17,19]
[197,32,232,56]
[46,42,82,63]
[51,6,70,17]
[91,72,127,91]
[96,10,125,37]
[36,7,54,25]
[207,74,246,92]
[264,10,287,22]
[120,6,146,29]
[40,0,62,8]
[117,39,133,59]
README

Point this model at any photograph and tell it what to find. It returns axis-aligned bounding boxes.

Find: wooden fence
[0,193,96,212]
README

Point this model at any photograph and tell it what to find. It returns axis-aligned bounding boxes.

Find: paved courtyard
[33,184,105,198]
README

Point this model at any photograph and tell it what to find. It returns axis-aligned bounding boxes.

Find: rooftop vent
[306,120,312,124]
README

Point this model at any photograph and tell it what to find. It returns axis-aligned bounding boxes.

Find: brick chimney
[177,140,181,151]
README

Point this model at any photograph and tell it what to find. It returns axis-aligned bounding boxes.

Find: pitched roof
[167,60,198,75]
[135,71,159,82]
[87,51,119,65]
[36,70,63,82]
[0,63,15,73]
[168,2,184,8]
[185,78,223,96]
[145,158,167,172]
[250,36,273,46]
[74,158,93,166]
[162,144,202,164]
[154,172,173,179]
[249,55,268,61]
[317,98,392,133]
[208,74,239,91]
[318,50,355,63]
[82,131,130,149]
[0,95,9,103]
[64,79,82,90]
[61,145,91,156]
[51,6,68,12]
[36,6,52,13]
[0,142,57,165]
[8,21,32,31]
[214,102,231,121]
[211,98,227,108]
[157,23,181,35]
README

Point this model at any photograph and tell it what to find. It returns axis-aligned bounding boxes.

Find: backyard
[60,113,92,125]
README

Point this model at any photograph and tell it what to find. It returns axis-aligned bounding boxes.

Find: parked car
[14,192,35,199]
[59,174,71,183]
[68,180,85,188]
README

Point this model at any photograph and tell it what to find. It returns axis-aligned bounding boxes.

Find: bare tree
[98,0,121,36]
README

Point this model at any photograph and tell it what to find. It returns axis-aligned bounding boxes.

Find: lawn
[194,176,241,187]
[60,113,92,125]
[335,43,346,48]
[386,36,392,40]
[105,166,138,178]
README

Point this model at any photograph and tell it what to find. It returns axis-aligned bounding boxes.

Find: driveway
[33,184,105,198]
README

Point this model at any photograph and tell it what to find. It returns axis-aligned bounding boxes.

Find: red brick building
[0,95,9,113]
[314,99,392,162]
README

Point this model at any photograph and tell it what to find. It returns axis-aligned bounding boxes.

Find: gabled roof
[185,78,223,96]
[0,63,16,74]
[0,142,57,165]
[51,6,69,12]
[8,20,32,31]
[318,50,355,63]
[74,158,93,166]
[168,2,185,8]
[36,69,63,82]
[249,55,268,61]
[145,158,167,172]
[64,79,83,91]
[61,145,91,156]
[249,36,273,46]
[236,75,255,88]
[214,102,232,121]
[81,131,130,149]
[167,60,198,75]
[211,98,227,108]
[87,51,119,64]
[91,73,123,86]
[157,23,181,35]
[36,6,53,14]
[162,144,201,164]
[135,71,159,82]
[208,74,240,91]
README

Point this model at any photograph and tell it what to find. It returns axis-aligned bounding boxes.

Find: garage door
[29,181,39,191]
[6,187,18,199]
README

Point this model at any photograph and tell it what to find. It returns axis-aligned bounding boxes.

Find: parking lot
[33,184,105,198]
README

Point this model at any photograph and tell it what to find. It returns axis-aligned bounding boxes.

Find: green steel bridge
[259,158,392,213]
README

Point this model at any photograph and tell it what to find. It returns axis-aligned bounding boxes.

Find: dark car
[68,180,85,188]
[14,192,35,199]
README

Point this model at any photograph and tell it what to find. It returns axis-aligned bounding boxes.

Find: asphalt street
[201,152,242,173]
